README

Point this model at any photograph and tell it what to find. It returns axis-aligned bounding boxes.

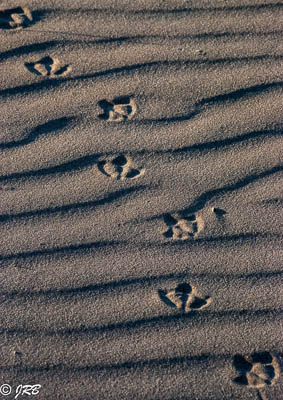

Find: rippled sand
[0,1,282,399]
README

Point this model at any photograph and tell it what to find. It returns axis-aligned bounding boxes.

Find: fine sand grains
[0,1,282,399]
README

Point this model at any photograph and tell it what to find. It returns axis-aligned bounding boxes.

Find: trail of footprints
[2,6,281,397]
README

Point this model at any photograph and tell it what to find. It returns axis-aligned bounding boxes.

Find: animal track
[97,155,144,180]
[25,56,72,77]
[0,7,32,29]
[163,213,204,240]
[233,352,280,394]
[158,282,211,312]
[98,96,136,121]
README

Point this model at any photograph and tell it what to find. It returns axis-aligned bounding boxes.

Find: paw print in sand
[158,282,211,313]
[25,56,72,77]
[163,213,204,240]
[98,96,136,121]
[97,155,144,180]
[0,7,33,30]
[233,352,280,399]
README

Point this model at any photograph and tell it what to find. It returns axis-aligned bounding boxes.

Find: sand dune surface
[0,1,283,399]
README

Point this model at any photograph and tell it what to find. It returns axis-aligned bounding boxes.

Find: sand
[0,1,282,399]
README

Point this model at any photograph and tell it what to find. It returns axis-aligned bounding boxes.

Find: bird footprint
[98,96,136,121]
[97,155,144,180]
[0,7,33,29]
[233,352,280,390]
[158,282,211,312]
[25,56,71,77]
[163,213,204,240]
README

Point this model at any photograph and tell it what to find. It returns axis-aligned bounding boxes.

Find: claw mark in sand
[233,352,280,400]
[158,282,211,313]
[212,206,227,225]
[25,56,72,77]
[212,207,227,217]
[13,350,23,366]
[0,7,32,30]
[97,155,144,180]
[98,96,136,121]
[163,213,204,240]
